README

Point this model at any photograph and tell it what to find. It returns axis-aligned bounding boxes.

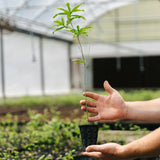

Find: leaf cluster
[52,2,92,39]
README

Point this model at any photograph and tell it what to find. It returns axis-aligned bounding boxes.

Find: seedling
[52,2,92,121]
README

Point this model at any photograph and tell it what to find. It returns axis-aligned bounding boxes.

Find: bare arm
[83,127,160,160]
[126,98,160,122]
[120,127,160,159]
[80,81,160,122]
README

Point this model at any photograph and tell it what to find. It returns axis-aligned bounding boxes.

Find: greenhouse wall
[87,0,160,43]
[71,0,160,89]
[0,30,71,98]
[71,41,160,90]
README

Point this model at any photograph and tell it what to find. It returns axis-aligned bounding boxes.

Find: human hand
[80,81,127,122]
[83,143,125,160]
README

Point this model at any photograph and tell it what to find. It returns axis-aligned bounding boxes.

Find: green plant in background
[57,149,76,160]
[1,89,160,108]
[0,109,151,159]
[0,110,81,159]
[52,2,92,121]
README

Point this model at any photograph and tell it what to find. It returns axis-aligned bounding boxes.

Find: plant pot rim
[79,124,99,127]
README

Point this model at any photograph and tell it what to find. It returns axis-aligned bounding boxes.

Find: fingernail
[104,80,108,84]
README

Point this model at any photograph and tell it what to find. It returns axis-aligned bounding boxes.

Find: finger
[86,145,104,152]
[88,115,101,122]
[81,106,98,113]
[83,92,99,100]
[83,152,101,159]
[80,100,97,107]
[104,81,115,94]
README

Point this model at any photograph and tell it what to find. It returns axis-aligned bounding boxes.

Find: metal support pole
[68,43,72,90]
[134,1,144,72]
[0,27,6,101]
[39,36,45,95]
[114,9,121,71]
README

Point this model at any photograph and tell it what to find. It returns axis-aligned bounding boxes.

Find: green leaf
[79,26,92,34]
[72,59,81,62]
[72,3,85,13]
[82,26,92,30]
[72,59,85,64]
[51,24,61,28]
[61,18,65,25]
[53,14,58,18]
[38,155,45,160]
[53,20,62,25]
[77,25,80,32]
[54,27,65,32]
[66,29,77,34]
[67,25,72,29]
[72,9,84,12]
[57,8,69,14]
[80,32,88,36]
[66,3,71,13]
[81,61,85,64]
[72,35,76,39]
[72,15,86,20]
[53,12,67,18]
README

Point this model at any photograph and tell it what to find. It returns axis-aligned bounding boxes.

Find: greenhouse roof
[0,0,138,41]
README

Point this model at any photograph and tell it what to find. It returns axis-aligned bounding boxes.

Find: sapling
[52,2,92,121]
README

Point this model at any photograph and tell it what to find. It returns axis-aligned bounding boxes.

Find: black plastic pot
[79,124,99,149]
[74,155,98,160]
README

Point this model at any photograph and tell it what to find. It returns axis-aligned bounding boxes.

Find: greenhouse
[1,0,160,98]
[1,0,160,160]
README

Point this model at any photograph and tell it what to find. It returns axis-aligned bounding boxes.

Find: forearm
[125,98,160,122]
[119,127,160,159]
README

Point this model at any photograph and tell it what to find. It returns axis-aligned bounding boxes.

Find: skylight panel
[15,7,42,20]
[27,0,57,6]
[0,0,24,9]
[0,0,139,40]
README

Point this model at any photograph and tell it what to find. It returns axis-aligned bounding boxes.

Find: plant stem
[70,22,88,122]
[77,35,88,122]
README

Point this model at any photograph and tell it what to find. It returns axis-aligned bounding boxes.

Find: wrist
[122,102,129,119]
[116,145,129,159]
[117,144,135,159]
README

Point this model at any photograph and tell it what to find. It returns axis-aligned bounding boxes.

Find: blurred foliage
[0,89,160,108]
[0,93,83,108]
[0,88,156,159]
[0,109,81,159]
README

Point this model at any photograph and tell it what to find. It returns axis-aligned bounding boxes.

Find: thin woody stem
[70,22,88,122]
[77,35,88,122]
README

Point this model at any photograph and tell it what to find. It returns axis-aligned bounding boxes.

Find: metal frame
[0,26,5,100]
[0,0,139,39]
[39,36,45,95]
[11,0,29,15]
[32,0,59,20]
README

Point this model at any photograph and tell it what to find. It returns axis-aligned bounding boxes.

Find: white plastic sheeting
[0,0,141,97]
[4,31,42,96]
[0,0,139,40]
[71,41,160,59]
[0,31,70,97]
[42,38,70,95]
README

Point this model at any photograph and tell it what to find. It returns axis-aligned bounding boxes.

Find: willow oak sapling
[52,2,92,121]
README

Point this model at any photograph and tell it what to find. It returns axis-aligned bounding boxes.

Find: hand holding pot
[83,143,124,160]
[80,81,127,122]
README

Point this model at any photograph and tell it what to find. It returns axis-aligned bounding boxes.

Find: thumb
[104,81,114,94]
[86,145,104,152]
